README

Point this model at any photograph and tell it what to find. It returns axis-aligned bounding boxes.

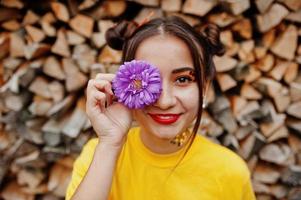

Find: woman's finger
[95,73,115,82]
[93,79,114,95]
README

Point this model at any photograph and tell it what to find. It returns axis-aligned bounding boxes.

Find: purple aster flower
[112,60,162,109]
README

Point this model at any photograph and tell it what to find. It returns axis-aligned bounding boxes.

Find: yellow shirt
[66,127,256,200]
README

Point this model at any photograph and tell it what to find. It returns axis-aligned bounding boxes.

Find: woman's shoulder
[195,134,251,180]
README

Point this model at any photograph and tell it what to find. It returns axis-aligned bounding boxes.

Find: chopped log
[269,60,289,81]
[278,0,301,11]
[24,43,50,60]
[286,9,301,23]
[28,96,53,116]
[225,0,250,15]
[270,184,288,199]
[51,2,70,22]
[216,73,237,92]
[9,32,25,58]
[220,30,234,47]
[135,8,163,24]
[253,54,274,72]
[238,40,255,63]
[238,131,256,159]
[51,29,70,57]
[166,13,200,27]
[62,58,88,92]
[62,97,87,138]
[46,94,76,117]
[0,33,10,60]
[41,12,56,24]
[284,62,298,84]
[262,29,276,48]
[25,25,46,43]
[287,101,301,119]
[259,143,291,165]
[245,66,261,83]
[66,30,85,45]
[232,18,252,39]
[256,3,289,33]
[255,77,282,98]
[288,133,301,153]
[254,46,268,59]
[4,93,27,112]
[78,0,97,10]
[130,0,159,6]
[1,181,34,200]
[98,45,122,64]
[255,0,274,13]
[241,84,262,100]
[213,55,237,72]
[161,0,181,12]
[214,108,238,134]
[89,1,126,19]
[43,56,66,80]
[1,20,20,31]
[17,168,45,189]
[254,163,281,184]
[281,165,301,186]
[73,44,97,73]
[273,92,290,113]
[29,77,51,99]
[97,20,114,32]
[230,95,248,117]
[267,125,289,142]
[48,81,65,103]
[182,0,217,17]
[253,180,270,194]
[201,111,223,137]
[235,101,261,125]
[270,25,298,60]
[69,14,94,38]
[208,12,239,28]
[260,113,285,138]
[0,0,24,9]
[91,32,106,48]
[22,10,39,26]
[47,160,72,197]
[40,21,56,37]
[290,82,301,102]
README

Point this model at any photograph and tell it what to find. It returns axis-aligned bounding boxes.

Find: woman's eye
[175,76,193,85]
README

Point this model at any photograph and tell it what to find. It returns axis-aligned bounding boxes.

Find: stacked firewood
[0,0,300,199]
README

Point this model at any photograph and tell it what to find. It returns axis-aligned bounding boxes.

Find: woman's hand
[86,73,133,148]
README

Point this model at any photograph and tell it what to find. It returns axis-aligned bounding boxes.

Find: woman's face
[133,34,199,139]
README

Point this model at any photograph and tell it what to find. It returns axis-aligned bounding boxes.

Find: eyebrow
[172,67,195,74]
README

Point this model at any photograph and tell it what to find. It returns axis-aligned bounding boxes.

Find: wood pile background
[0,0,300,199]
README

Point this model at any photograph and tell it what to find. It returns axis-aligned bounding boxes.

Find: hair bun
[199,23,225,56]
[105,20,138,51]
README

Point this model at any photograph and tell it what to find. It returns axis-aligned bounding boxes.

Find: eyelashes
[175,75,195,86]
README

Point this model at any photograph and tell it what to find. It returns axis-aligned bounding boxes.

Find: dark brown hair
[105,16,225,168]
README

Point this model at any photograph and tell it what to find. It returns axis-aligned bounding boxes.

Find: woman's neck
[139,128,191,154]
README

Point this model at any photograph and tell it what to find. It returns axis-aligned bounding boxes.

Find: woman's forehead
[135,35,194,71]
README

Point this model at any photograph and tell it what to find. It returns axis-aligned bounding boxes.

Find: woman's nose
[153,83,176,109]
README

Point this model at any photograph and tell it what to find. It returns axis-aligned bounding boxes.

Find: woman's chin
[148,126,183,140]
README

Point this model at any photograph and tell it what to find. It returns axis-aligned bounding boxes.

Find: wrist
[96,141,123,155]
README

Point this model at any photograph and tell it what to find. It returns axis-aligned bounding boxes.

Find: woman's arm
[70,143,122,200]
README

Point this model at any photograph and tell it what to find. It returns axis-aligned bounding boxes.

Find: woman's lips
[148,113,181,125]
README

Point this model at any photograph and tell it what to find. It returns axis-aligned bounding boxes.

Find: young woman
[66,16,256,200]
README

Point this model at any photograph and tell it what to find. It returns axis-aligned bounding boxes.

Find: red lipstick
[148,113,180,125]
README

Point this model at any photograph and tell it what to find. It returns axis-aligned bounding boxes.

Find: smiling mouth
[148,113,181,125]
